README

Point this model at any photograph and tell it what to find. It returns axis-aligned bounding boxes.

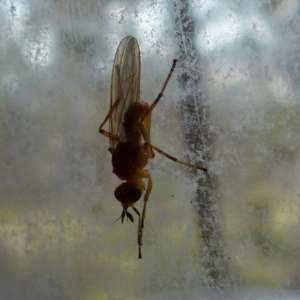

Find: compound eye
[126,187,142,202]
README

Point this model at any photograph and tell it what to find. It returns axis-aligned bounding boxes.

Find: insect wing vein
[109,36,141,150]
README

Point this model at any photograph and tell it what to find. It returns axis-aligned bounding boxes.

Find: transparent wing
[109,36,141,151]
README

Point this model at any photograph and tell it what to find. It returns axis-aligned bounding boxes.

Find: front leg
[136,170,152,259]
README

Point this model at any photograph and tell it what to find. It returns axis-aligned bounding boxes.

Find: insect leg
[99,65,125,137]
[99,97,121,135]
[139,112,155,158]
[131,205,142,259]
[151,144,208,172]
[134,170,152,259]
[140,170,152,229]
[140,59,177,123]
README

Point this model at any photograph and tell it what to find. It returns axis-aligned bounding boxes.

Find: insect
[99,36,207,259]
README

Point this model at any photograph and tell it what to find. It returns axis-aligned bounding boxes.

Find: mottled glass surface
[1,0,300,299]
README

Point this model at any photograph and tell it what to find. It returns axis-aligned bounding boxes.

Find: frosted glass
[1,0,300,299]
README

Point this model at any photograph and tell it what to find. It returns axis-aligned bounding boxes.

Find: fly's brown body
[99,36,207,259]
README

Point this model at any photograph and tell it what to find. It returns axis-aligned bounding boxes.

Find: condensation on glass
[1,0,300,299]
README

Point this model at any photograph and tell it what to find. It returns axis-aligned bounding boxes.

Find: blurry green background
[1,0,300,299]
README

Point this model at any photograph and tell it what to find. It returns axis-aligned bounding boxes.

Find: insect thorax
[122,102,149,141]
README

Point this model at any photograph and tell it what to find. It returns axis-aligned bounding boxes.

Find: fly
[99,36,207,259]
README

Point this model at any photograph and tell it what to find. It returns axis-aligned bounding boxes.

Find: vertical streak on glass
[171,0,230,288]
